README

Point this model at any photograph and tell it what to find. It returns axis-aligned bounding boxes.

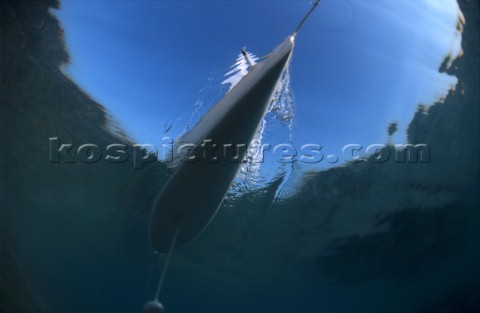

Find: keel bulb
[144,300,164,313]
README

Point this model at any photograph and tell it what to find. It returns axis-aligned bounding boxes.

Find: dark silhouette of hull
[150,36,294,252]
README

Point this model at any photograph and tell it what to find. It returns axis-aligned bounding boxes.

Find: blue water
[1,0,479,313]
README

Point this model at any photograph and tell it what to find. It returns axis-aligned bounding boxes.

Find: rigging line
[154,225,180,300]
[294,0,322,35]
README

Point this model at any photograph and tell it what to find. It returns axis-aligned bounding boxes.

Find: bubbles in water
[231,63,299,201]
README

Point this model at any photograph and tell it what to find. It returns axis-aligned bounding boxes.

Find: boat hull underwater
[149,36,295,252]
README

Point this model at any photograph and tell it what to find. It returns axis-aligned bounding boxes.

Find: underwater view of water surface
[1,0,479,312]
